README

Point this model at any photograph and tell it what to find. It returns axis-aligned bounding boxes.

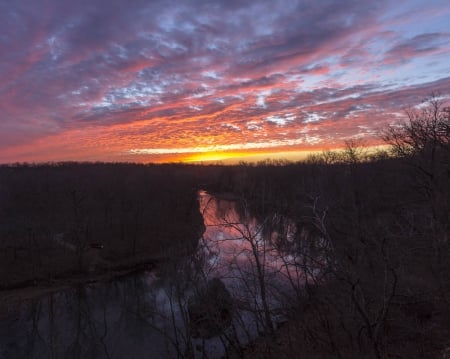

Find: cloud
[383,32,450,65]
[0,0,450,162]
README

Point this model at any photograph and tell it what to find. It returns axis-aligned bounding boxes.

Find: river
[0,191,328,358]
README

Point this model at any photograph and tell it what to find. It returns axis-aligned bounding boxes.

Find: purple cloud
[384,32,450,65]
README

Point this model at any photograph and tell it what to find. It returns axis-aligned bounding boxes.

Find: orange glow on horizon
[174,149,325,164]
[183,151,250,163]
[157,143,390,164]
[0,119,388,165]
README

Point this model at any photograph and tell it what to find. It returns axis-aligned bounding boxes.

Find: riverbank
[0,254,165,314]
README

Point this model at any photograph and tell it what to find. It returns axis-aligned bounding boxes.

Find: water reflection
[0,191,329,358]
[198,190,328,291]
[1,276,168,359]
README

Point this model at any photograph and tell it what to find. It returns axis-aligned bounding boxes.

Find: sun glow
[178,150,324,164]
[183,151,250,163]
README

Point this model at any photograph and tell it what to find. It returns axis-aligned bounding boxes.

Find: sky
[1,0,450,164]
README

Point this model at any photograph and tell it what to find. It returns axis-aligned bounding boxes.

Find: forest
[0,98,449,358]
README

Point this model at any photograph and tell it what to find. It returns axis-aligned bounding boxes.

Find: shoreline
[0,256,163,314]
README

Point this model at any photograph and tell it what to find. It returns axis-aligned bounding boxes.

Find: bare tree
[383,95,450,299]
[383,94,450,158]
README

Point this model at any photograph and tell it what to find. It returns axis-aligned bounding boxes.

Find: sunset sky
[1,0,450,164]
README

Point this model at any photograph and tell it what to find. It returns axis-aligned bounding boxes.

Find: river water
[0,191,328,358]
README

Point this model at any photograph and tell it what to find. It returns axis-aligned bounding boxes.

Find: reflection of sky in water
[0,192,327,358]
[198,190,319,286]
[0,278,171,358]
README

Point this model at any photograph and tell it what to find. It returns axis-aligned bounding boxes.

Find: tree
[383,95,450,158]
[383,94,450,305]
[383,95,449,243]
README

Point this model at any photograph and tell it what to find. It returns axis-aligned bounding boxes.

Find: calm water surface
[0,191,326,358]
